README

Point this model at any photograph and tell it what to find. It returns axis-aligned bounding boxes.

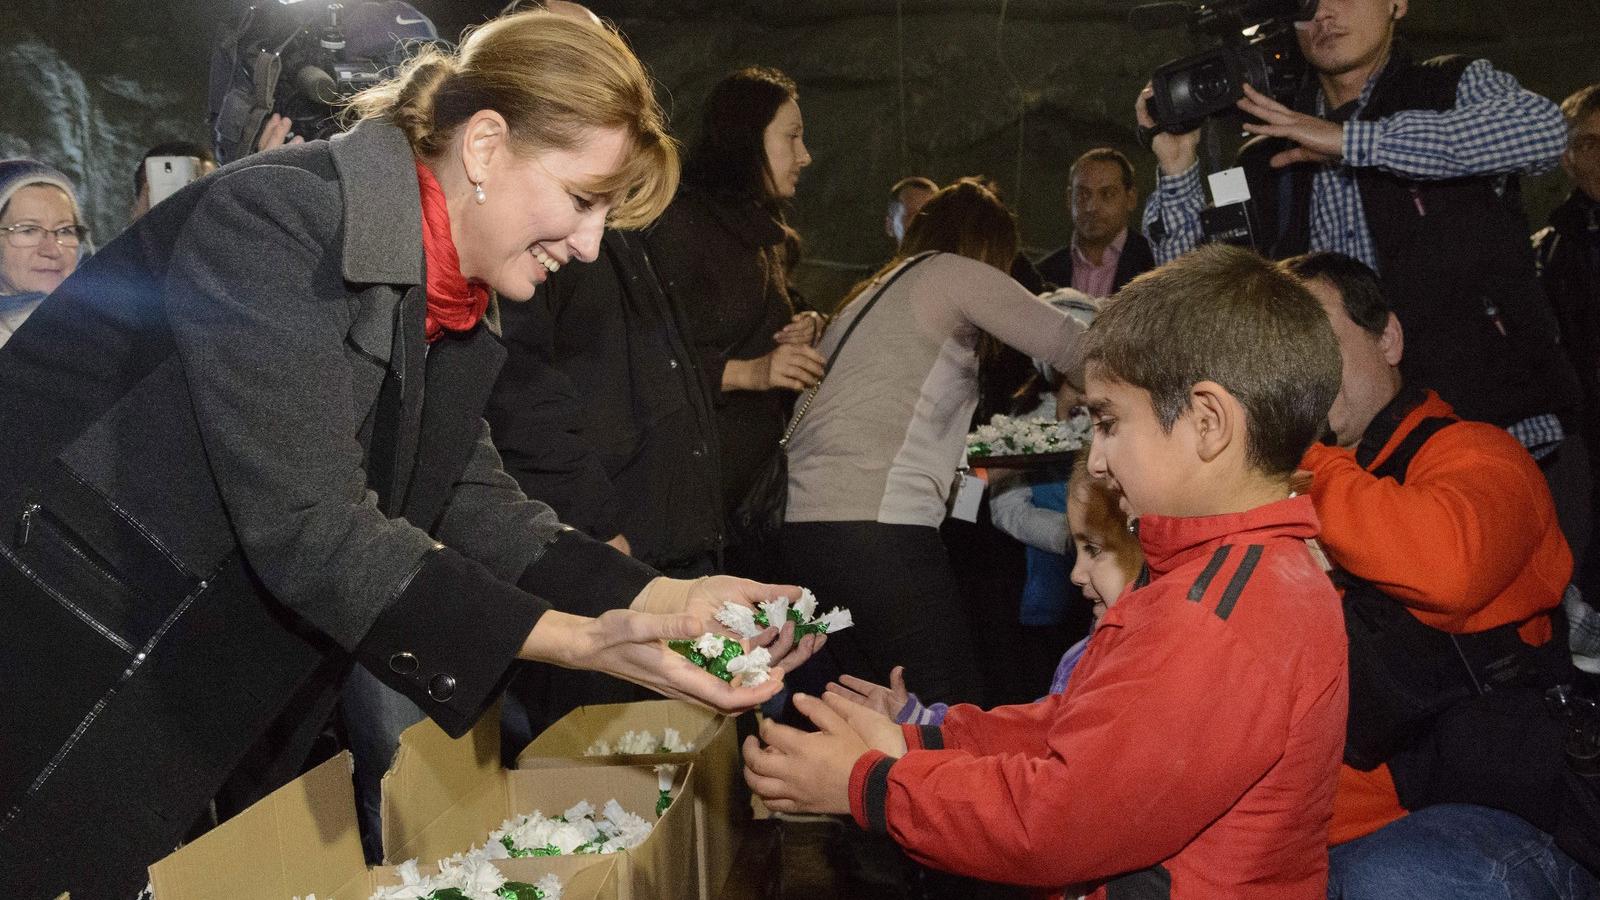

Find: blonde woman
[0,13,807,896]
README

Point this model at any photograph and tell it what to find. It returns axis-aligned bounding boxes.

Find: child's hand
[825,666,909,719]
[818,690,908,757]
[743,693,892,815]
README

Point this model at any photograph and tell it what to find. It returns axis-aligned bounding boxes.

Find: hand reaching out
[521,608,783,714]
[633,575,829,674]
[742,692,907,815]
[825,666,910,719]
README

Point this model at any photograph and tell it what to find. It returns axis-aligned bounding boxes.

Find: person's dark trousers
[941,505,1033,707]
[778,521,983,709]
[1540,432,1596,600]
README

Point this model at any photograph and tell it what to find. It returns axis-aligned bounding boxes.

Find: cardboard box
[382,714,695,900]
[514,700,721,769]
[148,752,617,900]
[515,702,744,900]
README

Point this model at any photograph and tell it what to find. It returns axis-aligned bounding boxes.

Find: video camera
[208,0,442,163]
[1134,0,1319,136]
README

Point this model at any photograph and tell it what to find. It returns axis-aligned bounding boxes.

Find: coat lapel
[366,285,428,516]
[399,324,508,532]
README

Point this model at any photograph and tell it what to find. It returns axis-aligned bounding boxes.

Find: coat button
[389,652,419,675]
[692,446,704,458]
[669,359,680,369]
[429,673,456,702]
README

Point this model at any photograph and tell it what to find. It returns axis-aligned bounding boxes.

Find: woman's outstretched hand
[520,608,783,714]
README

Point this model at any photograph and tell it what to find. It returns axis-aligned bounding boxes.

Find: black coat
[1537,191,1600,466]
[0,121,656,899]
[643,188,800,524]
[487,230,724,572]
[1035,229,1156,296]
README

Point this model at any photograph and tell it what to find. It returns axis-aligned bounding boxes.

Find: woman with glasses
[0,159,85,347]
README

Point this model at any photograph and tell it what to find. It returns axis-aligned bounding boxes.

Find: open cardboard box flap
[147,752,378,900]
[382,711,695,900]
[149,746,621,900]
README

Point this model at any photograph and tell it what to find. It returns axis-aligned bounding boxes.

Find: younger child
[828,455,1143,723]
[742,244,1350,899]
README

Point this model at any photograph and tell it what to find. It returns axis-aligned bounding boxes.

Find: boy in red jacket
[743,244,1351,899]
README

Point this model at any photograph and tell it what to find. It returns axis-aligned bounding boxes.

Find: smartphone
[145,156,202,207]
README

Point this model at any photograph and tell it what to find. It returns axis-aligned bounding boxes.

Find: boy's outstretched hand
[824,666,909,719]
[743,692,908,815]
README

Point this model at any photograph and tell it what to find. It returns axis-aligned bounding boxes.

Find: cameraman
[1136,0,1590,565]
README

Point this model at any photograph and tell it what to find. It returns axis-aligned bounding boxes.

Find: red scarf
[415,160,490,342]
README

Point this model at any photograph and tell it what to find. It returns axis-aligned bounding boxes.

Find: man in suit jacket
[1037,148,1156,298]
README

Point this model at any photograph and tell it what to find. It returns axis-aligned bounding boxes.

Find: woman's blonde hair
[346,10,678,229]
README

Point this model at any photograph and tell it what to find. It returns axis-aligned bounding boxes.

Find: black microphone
[1129,2,1193,31]
[294,65,341,106]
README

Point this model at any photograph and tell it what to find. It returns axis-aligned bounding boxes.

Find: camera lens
[1191,59,1233,105]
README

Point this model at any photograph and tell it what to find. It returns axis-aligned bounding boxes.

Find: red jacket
[1300,389,1570,844]
[848,496,1348,899]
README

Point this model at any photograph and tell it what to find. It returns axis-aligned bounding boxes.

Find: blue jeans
[341,665,424,863]
[1329,804,1598,900]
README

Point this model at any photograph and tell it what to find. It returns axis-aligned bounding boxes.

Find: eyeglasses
[0,223,90,250]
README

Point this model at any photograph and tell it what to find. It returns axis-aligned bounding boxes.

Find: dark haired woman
[0,14,805,897]
[645,66,825,579]
[781,181,1089,708]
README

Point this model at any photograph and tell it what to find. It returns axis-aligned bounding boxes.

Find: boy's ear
[1188,380,1238,464]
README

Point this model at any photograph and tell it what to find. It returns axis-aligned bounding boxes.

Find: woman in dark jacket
[0,14,803,898]
[645,66,825,578]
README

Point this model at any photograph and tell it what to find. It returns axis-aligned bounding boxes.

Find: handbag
[729,252,935,546]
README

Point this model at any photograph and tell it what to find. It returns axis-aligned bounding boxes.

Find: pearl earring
[473,181,487,204]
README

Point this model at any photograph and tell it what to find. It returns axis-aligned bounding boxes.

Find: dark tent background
[4,0,1597,307]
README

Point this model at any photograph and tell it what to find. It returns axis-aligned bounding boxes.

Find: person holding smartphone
[130,141,217,221]
[0,158,85,347]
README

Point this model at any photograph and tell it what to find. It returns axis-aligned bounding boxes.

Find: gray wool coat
[0,120,658,900]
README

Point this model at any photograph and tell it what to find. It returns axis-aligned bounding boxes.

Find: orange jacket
[1300,389,1570,844]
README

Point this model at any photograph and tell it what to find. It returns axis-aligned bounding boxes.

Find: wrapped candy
[584,727,693,758]
[356,855,563,900]
[712,590,853,642]
[488,799,654,858]
[675,591,851,684]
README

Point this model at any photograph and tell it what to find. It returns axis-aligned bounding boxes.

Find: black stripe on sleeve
[863,755,896,834]
[1187,546,1233,602]
[1214,545,1264,621]
[918,725,944,750]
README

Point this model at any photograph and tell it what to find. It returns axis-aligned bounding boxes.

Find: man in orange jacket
[1288,251,1596,899]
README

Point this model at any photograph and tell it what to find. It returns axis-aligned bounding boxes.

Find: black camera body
[1138,0,1319,135]
[208,1,440,163]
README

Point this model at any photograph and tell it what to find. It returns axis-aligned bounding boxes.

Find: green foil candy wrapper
[667,636,743,682]
[430,885,548,900]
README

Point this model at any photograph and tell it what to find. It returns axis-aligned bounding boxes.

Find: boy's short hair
[1081,243,1341,476]
[1282,251,1389,338]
